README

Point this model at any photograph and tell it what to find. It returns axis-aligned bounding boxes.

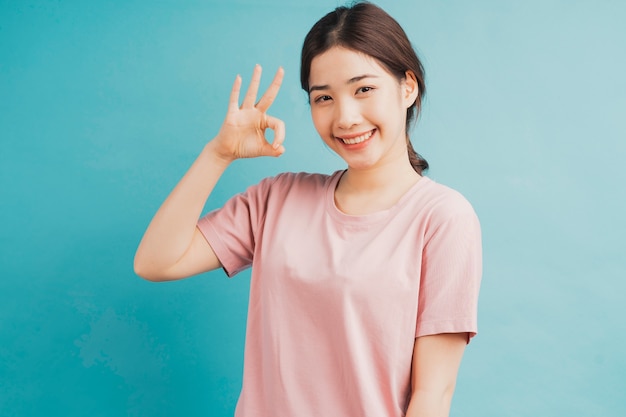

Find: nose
[334,98,362,130]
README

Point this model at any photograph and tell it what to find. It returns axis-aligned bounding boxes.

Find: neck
[340,157,420,194]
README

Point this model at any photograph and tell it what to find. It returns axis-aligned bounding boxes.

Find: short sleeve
[197,176,276,277]
[415,197,482,342]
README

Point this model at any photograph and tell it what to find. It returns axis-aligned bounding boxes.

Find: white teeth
[340,130,374,145]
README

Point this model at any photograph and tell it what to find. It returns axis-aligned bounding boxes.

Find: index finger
[255,67,284,112]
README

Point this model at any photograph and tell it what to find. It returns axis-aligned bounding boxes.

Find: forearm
[134,140,231,279]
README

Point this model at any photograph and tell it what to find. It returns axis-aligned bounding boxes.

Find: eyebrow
[308,74,378,94]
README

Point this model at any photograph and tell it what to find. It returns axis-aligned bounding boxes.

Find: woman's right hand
[135,65,286,282]
[211,65,286,162]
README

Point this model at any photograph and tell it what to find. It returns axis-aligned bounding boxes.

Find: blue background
[1,0,625,416]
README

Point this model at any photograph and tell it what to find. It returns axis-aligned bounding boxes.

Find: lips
[336,129,375,145]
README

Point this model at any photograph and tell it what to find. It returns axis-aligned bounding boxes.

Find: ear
[402,70,419,108]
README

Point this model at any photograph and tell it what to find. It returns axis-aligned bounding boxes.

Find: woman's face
[308,47,418,171]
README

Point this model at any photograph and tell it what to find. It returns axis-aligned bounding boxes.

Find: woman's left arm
[405,333,468,417]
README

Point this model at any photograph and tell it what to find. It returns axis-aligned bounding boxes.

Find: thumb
[259,115,286,157]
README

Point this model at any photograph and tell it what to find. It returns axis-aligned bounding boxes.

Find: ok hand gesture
[213,65,285,161]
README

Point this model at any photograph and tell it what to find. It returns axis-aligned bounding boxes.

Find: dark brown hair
[300,1,429,174]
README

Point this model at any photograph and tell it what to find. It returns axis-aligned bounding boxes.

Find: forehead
[309,47,391,86]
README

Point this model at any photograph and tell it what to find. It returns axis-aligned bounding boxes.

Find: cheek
[310,108,329,135]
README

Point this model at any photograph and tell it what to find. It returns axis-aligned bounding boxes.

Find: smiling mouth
[337,129,375,145]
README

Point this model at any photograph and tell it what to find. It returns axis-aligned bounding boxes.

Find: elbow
[133,255,165,282]
[407,383,457,417]
[133,262,153,282]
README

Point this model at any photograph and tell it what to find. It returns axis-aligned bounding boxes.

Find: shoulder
[254,170,339,196]
[419,177,477,218]
[269,171,337,187]
[416,177,480,238]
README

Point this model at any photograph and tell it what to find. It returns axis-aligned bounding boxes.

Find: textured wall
[1,1,625,416]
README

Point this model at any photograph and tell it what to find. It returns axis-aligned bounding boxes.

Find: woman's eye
[314,95,332,103]
[357,86,374,94]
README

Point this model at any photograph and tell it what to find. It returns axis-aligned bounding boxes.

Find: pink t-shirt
[197,171,482,417]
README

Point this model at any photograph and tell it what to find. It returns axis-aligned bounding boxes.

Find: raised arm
[134,65,285,282]
[405,333,468,417]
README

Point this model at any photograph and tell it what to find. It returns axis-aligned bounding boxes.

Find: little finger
[227,75,243,112]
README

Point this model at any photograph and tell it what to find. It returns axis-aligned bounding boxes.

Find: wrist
[202,139,236,168]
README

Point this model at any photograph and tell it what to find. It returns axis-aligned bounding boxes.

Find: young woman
[134,2,482,416]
